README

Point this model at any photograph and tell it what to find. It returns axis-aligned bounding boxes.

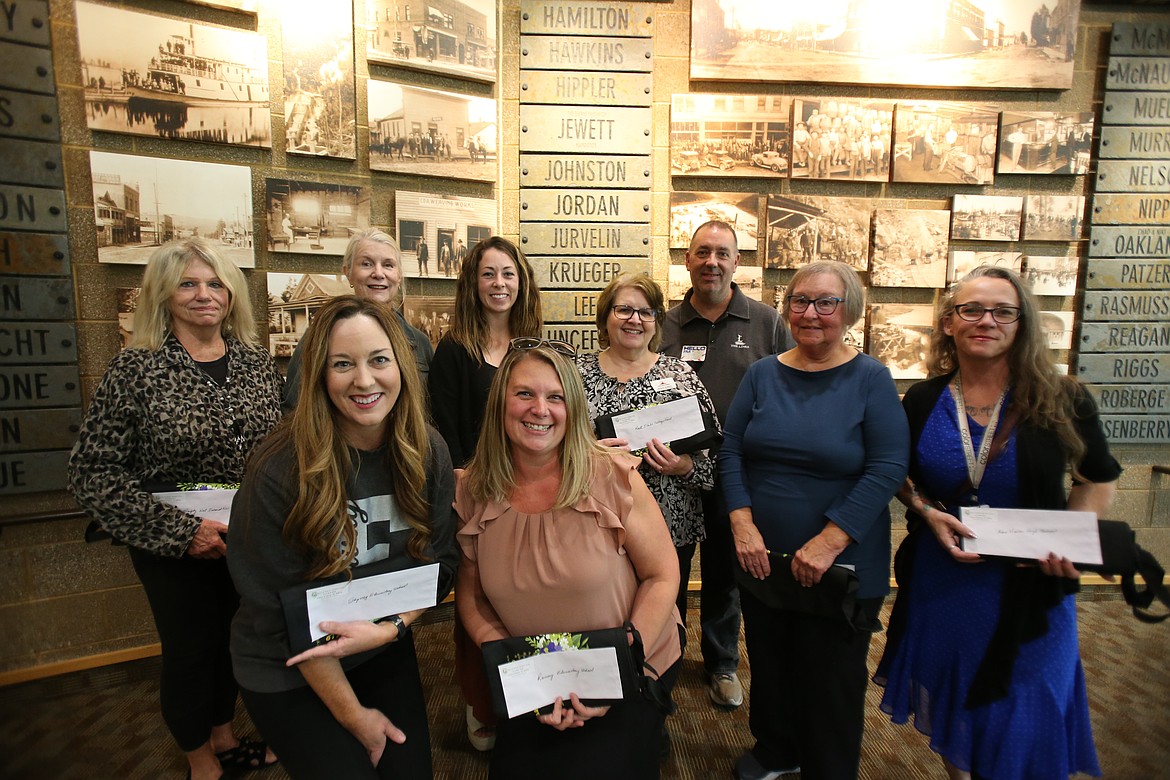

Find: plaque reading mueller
[1088,384,1170,415]
[1085,259,1170,289]
[520,1,656,37]
[522,189,650,222]
[1077,353,1169,384]
[520,35,653,72]
[1102,92,1170,125]
[521,222,650,255]
[1080,322,1170,353]
[520,154,651,188]
[1111,23,1170,57]
[0,232,69,275]
[532,256,649,289]
[520,106,651,155]
[1082,290,1170,321]
[1095,160,1170,192]
[1106,56,1170,91]
[520,71,652,107]
[0,89,61,142]
[1092,193,1170,225]
[1089,226,1170,257]
[1099,126,1170,159]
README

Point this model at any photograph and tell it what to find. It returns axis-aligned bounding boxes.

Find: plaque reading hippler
[1099,415,1170,444]
[522,189,650,222]
[0,138,63,189]
[541,291,602,322]
[1076,353,1170,384]
[521,222,651,255]
[1085,259,1170,289]
[1095,160,1170,192]
[0,450,71,494]
[520,154,651,188]
[1080,322,1170,353]
[0,184,66,232]
[1099,126,1170,159]
[1111,23,1170,57]
[0,409,82,453]
[0,41,54,95]
[0,89,61,142]
[0,231,69,275]
[520,71,652,107]
[0,322,76,363]
[543,324,601,354]
[1089,226,1170,257]
[532,256,649,289]
[520,106,651,155]
[1107,56,1170,91]
[1101,91,1170,125]
[1092,193,1170,225]
[520,1,655,37]
[1088,384,1170,415]
[520,35,653,72]
[1082,290,1170,321]
[0,277,74,320]
[0,365,80,408]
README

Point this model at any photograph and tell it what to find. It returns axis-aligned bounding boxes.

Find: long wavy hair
[272,295,432,579]
[132,238,257,350]
[595,272,666,352]
[464,346,609,509]
[929,266,1086,470]
[447,236,542,363]
[342,228,407,308]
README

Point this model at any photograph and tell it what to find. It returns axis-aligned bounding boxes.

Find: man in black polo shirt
[661,220,793,711]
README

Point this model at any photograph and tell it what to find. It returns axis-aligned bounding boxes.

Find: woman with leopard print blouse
[68,238,283,780]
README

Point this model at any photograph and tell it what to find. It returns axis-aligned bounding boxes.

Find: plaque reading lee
[1085,259,1170,289]
[0,89,60,142]
[0,277,73,320]
[1111,23,1170,57]
[1077,354,1169,384]
[520,71,652,107]
[1099,415,1170,444]
[532,256,649,289]
[1089,226,1170,258]
[520,35,652,72]
[1080,322,1170,353]
[1107,56,1170,91]
[1102,92,1170,125]
[0,0,51,47]
[520,154,651,188]
[1082,290,1170,321]
[522,189,650,223]
[0,138,63,189]
[0,365,80,408]
[0,185,66,232]
[1088,384,1170,415]
[0,450,71,494]
[0,41,54,95]
[1098,126,1170,159]
[520,1,656,37]
[0,231,69,275]
[0,409,83,453]
[1095,160,1170,193]
[0,322,77,363]
[1092,193,1170,225]
[520,222,650,255]
[541,291,602,323]
[543,324,601,354]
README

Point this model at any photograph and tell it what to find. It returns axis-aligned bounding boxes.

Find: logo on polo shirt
[731,334,749,349]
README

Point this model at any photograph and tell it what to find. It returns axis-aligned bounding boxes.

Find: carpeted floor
[1,593,1167,779]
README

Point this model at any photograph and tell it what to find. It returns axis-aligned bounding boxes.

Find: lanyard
[950,374,1007,497]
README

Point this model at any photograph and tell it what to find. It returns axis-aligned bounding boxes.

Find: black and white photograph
[668,264,692,304]
[669,192,759,250]
[1022,195,1084,241]
[396,191,497,279]
[1023,255,1079,296]
[870,209,951,288]
[369,81,497,183]
[948,250,1023,282]
[999,111,1094,174]
[265,180,371,256]
[365,0,496,83]
[867,303,935,380]
[267,272,352,358]
[690,0,1081,90]
[764,195,871,271]
[91,151,254,266]
[1040,310,1074,350]
[670,93,792,178]
[892,102,1000,185]
[116,287,141,349]
[403,296,458,349]
[283,0,356,158]
[76,2,270,148]
[951,194,1023,242]
[769,285,865,350]
[790,98,893,182]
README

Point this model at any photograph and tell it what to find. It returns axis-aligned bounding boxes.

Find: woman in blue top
[720,260,909,780]
[875,267,1120,780]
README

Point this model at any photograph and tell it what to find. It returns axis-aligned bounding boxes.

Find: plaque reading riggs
[1082,290,1170,321]
[1107,56,1170,91]
[520,2,655,37]
[1101,92,1170,125]
[0,184,66,232]
[520,154,651,188]
[0,138,63,189]
[1095,160,1170,192]
[1076,353,1169,384]
[1111,23,1170,57]
[520,106,651,155]
[0,322,76,363]
[1098,126,1170,159]
[0,365,80,408]
[0,89,61,142]
[544,324,601,353]
[520,35,653,72]
[1085,259,1170,289]
[0,231,69,275]
[1092,193,1170,225]
[520,71,652,107]
[0,41,54,95]
[0,277,74,320]
[541,290,602,322]
[1099,415,1170,444]
[1089,226,1170,257]
[0,450,70,494]
[0,0,51,47]
[0,409,82,453]
[521,222,651,255]
[1088,384,1170,415]
[532,256,649,289]
[1080,322,1170,353]
[522,189,651,222]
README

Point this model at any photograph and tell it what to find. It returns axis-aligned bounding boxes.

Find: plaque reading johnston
[520,154,651,188]
[1085,259,1170,289]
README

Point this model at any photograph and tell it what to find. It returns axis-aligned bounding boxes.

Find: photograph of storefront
[670,93,791,177]
[366,0,496,82]
[998,111,1095,174]
[892,101,1000,185]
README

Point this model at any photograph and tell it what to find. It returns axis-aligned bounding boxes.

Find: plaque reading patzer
[0,322,77,362]
[1107,56,1170,91]
[522,189,651,223]
[1089,227,1170,258]
[1102,92,1170,125]
[520,1,655,37]
[1077,354,1169,384]
[1095,160,1170,192]
[520,35,652,72]
[0,231,69,275]
[520,222,651,255]
[520,71,652,107]
[520,154,651,188]
[1088,384,1170,415]
[1099,415,1170,444]
[0,185,66,232]
[1092,193,1170,225]
[1080,322,1170,353]
[532,256,649,289]
[0,450,71,494]
[520,106,651,155]
[0,89,61,142]
[1082,290,1170,321]
[0,409,82,453]
[1085,259,1170,289]
[1111,23,1170,57]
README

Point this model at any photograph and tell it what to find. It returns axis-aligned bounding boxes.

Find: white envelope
[305,562,439,641]
[960,507,1102,566]
[610,395,705,450]
[497,646,625,719]
[152,488,237,525]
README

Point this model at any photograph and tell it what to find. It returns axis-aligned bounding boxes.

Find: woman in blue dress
[876,267,1121,780]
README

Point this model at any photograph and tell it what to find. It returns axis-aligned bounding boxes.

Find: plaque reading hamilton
[520,71,652,107]
[1085,259,1170,289]
[520,154,651,188]
[1107,56,1170,91]
[541,291,602,322]
[1077,353,1169,384]
[1082,290,1170,321]
[1089,226,1170,258]
[1080,322,1170,353]
[0,322,77,363]
[522,189,650,223]
[520,2,655,37]
[1092,193,1170,225]
[1099,415,1170,444]
[0,276,74,320]
[0,89,61,142]
[1102,92,1170,125]
[521,222,651,255]
[0,231,69,275]
[1088,384,1170,415]
[0,41,54,95]
[532,256,649,289]
[1095,160,1170,193]
[0,408,83,453]
[0,365,81,408]
[544,324,601,354]
[0,184,66,232]
[520,106,651,155]
[1111,23,1170,57]
[520,35,653,73]
[0,450,71,494]
[0,138,63,189]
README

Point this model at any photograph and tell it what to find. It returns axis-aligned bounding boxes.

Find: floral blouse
[574,352,718,546]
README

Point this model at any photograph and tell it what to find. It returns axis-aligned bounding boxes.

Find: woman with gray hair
[720,260,909,780]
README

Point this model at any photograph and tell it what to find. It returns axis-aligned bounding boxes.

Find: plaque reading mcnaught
[1111,23,1170,57]
[0,89,61,142]
[0,231,70,275]
[1106,56,1170,91]
[541,290,602,322]
[1099,126,1170,159]
[532,256,649,289]
[1088,384,1170,415]
[522,189,650,222]
[1102,91,1170,125]
[1080,322,1170,353]
[520,35,652,72]
[521,222,651,255]
[520,106,651,155]
[1076,353,1169,384]
[520,71,652,107]
[1089,226,1170,257]
[520,154,651,188]
[0,322,77,363]
[1085,259,1170,289]
[1082,290,1170,321]
[520,1,656,37]
[1091,193,1170,225]
[1095,160,1170,192]
[1099,415,1170,444]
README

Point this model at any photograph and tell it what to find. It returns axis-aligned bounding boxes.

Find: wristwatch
[375,614,407,641]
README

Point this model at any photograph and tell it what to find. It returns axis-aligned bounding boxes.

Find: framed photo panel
[395,191,497,279]
[264,180,372,256]
[1022,195,1084,241]
[999,111,1094,174]
[1022,254,1078,296]
[764,195,870,270]
[951,195,1023,242]
[867,303,934,380]
[948,250,1023,283]
[669,192,759,250]
[267,272,351,358]
[790,98,893,182]
[893,102,1000,185]
[283,0,356,159]
[870,209,951,288]
[365,0,496,83]
[670,93,792,178]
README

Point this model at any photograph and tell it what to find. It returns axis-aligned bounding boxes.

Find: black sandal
[216,738,277,771]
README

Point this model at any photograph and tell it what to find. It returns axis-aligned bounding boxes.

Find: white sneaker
[708,672,744,710]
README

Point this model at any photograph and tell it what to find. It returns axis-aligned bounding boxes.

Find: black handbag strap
[624,622,676,715]
[1122,548,1170,624]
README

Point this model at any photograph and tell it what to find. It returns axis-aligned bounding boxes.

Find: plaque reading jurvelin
[522,189,650,222]
[521,222,651,255]
[520,154,651,188]
[520,106,651,155]
[520,2,655,37]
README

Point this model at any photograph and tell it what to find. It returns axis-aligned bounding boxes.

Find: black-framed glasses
[787,295,844,315]
[611,304,659,321]
[510,337,578,358]
[953,303,1022,324]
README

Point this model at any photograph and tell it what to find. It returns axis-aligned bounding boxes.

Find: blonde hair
[464,347,609,509]
[448,236,542,364]
[342,229,407,307]
[595,273,665,352]
[131,238,256,350]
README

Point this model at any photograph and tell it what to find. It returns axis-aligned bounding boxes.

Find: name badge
[650,377,677,392]
[680,345,707,362]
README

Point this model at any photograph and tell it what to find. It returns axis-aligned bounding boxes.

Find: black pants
[128,547,239,752]
[741,588,883,780]
[241,636,431,780]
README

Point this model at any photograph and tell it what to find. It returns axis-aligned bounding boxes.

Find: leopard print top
[68,336,283,558]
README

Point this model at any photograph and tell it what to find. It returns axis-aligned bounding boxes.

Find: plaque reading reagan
[1080,322,1170,353]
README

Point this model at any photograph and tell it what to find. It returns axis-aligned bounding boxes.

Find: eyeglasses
[611,304,659,321]
[953,303,1022,324]
[510,337,578,358]
[786,295,844,315]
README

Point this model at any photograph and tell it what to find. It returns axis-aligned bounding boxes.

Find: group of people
[68,219,1119,780]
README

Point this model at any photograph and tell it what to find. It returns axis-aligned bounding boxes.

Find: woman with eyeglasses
[575,273,719,636]
[455,341,682,779]
[721,260,909,780]
[875,267,1119,780]
[428,236,542,750]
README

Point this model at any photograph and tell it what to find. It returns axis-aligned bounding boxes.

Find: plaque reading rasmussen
[1080,322,1170,353]
[522,189,650,222]
[1085,259,1170,289]
[1111,23,1170,57]
[1090,226,1170,257]
[532,256,649,289]
[1102,91,1170,125]
[1099,126,1170,159]
[520,2,655,37]
[1088,384,1170,414]
[1082,290,1170,321]
[521,222,651,255]
[520,35,653,72]
[0,409,82,453]
[0,450,70,494]
[0,231,69,275]
[0,185,66,232]
[1095,160,1170,192]
[520,154,651,188]
[520,106,651,155]
[1107,56,1170,91]
[1077,353,1169,384]
[0,89,61,142]
[0,277,74,320]
[1092,193,1170,225]
[520,71,652,107]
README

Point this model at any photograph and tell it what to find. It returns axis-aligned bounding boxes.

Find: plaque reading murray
[1089,226,1170,257]
[0,89,61,142]
[1082,290,1170,321]
[0,184,67,232]
[520,154,651,188]
[532,256,649,289]
[1088,384,1170,415]
[1080,322,1170,353]
[1111,23,1170,57]
[1092,193,1170,225]
[1077,353,1170,384]
[1099,126,1170,159]
[520,2,655,37]
[0,231,69,275]
[521,222,651,255]
[1102,92,1170,125]
[1095,160,1170,192]
[1085,259,1170,289]
[520,106,651,155]
[520,35,653,72]
[1107,56,1170,91]
[522,189,650,222]
[520,71,652,107]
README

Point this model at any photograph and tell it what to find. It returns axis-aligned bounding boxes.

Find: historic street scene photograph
[948,250,1023,282]
[1023,254,1079,296]
[951,194,1023,241]
[892,101,1000,185]
[365,0,496,83]
[764,195,871,270]
[395,191,497,278]
[869,208,951,288]
[669,192,759,249]
[1023,194,1085,241]
[790,98,893,182]
[670,93,792,177]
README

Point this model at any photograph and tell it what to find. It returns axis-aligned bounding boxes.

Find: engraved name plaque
[0,322,77,363]
[520,2,655,37]
[1085,259,1170,289]
[0,184,67,232]
[0,41,54,95]
[1088,384,1170,415]
[0,138,63,188]
[0,0,51,47]
[0,277,74,320]
[532,256,649,289]
[0,231,69,275]
[0,365,80,408]
[520,35,653,72]
[541,290,602,322]
[520,106,651,155]
[0,409,82,453]
[1076,353,1169,384]
[1098,126,1170,159]
[1095,160,1170,193]
[1089,226,1170,258]
[520,222,651,255]
[544,324,601,354]
[520,71,652,107]
[1110,23,1170,57]
[1081,290,1170,321]
[1099,415,1170,444]
[0,89,61,142]
[0,451,71,494]
[520,154,651,188]
[1101,91,1170,125]
[522,189,651,222]
[1080,322,1170,353]
[1092,193,1170,225]
[1107,56,1170,91]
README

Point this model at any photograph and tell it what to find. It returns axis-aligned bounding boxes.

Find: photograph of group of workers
[763,195,870,270]
[947,250,1023,283]
[999,111,1095,174]
[893,102,1000,185]
[1022,254,1079,296]
[669,191,759,249]
[790,98,894,182]
[669,93,792,177]
[1022,194,1085,241]
[950,194,1024,241]
[869,209,952,288]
